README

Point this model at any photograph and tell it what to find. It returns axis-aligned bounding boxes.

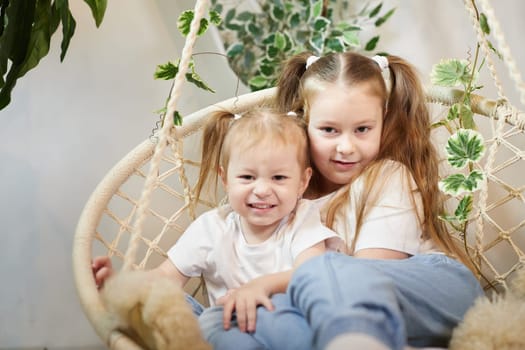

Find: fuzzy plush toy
[101,270,211,350]
[449,267,525,350]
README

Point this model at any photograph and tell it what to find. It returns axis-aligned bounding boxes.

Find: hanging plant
[0,0,107,111]
[430,4,499,238]
[152,9,221,127]
[211,0,395,90]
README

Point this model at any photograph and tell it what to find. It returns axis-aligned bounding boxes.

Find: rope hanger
[123,0,210,271]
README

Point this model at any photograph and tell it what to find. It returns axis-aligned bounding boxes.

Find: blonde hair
[195,108,310,203]
[277,52,475,272]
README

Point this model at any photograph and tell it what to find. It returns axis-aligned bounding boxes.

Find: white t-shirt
[317,160,441,256]
[168,199,340,305]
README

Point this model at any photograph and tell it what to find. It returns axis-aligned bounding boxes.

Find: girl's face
[221,142,311,243]
[307,83,383,195]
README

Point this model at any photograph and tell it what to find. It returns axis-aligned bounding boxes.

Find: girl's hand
[217,281,274,333]
[92,256,113,289]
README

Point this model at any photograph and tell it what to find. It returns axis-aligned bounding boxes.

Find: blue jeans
[289,253,484,350]
[197,293,312,350]
[191,253,482,350]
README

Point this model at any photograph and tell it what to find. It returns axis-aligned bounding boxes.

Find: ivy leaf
[308,32,324,54]
[343,30,360,47]
[178,10,194,35]
[326,36,344,52]
[224,8,236,24]
[247,22,263,37]
[313,17,330,32]
[282,31,293,51]
[83,0,106,27]
[154,61,178,80]
[487,40,503,59]
[270,4,285,21]
[430,59,471,87]
[445,129,485,169]
[336,23,361,31]
[447,103,475,129]
[237,11,253,22]
[209,10,222,26]
[375,8,395,27]
[248,75,269,90]
[185,61,215,93]
[454,195,473,222]
[274,32,286,50]
[177,10,209,36]
[440,195,474,224]
[479,13,490,34]
[310,0,323,20]
[212,3,223,15]
[226,43,243,58]
[259,64,274,77]
[290,12,301,27]
[365,36,379,51]
[369,3,382,17]
[439,171,485,196]
[459,103,475,129]
[173,110,182,126]
[447,103,460,121]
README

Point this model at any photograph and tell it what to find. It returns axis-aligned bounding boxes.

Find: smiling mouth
[248,203,276,209]
[333,160,356,166]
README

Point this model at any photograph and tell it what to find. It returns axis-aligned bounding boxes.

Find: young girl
[207,52,484,350]
[92,108,339,348]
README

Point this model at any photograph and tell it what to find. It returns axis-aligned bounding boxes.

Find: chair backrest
[73,86,525,349]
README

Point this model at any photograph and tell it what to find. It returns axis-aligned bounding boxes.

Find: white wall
[0,0,523,348]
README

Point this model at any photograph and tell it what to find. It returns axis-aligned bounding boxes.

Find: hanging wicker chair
[73,0,525,348]
[73,84,525,349]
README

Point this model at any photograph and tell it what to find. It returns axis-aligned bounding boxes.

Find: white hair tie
[233,113,242,120]
[371,55,389,71]
[306,55,320,69]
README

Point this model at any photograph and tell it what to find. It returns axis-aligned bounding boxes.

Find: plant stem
[465,0,482,105]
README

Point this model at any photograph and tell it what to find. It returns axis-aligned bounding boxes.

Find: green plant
[430,5,497,245]
[0,0,107,111]
[212,0,395,90]
[152,9,221,126]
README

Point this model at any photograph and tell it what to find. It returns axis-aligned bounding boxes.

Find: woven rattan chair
[73,84,525,349]
[73,0,525,348]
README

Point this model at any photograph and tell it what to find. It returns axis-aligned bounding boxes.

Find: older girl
[208,52,483,350]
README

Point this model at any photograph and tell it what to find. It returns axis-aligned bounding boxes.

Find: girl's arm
[218,241,326,332]
[92,255,190,290]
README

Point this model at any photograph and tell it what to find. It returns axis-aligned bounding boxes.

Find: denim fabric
[198,293,313,350]
[185,294,206,316]
[187,253,482,350]
[288,253,484,350]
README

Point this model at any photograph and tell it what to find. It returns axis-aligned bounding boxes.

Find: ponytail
[276,52,311,113]
[194,111,234,203]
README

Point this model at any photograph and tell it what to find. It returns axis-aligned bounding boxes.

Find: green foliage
[211,0,396,91]
[430,59,473,87]
[445,129,485,169]
[431,7,498,236]
[153,10,220,127]
[439,170,484,196]
[0,0,106,111]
